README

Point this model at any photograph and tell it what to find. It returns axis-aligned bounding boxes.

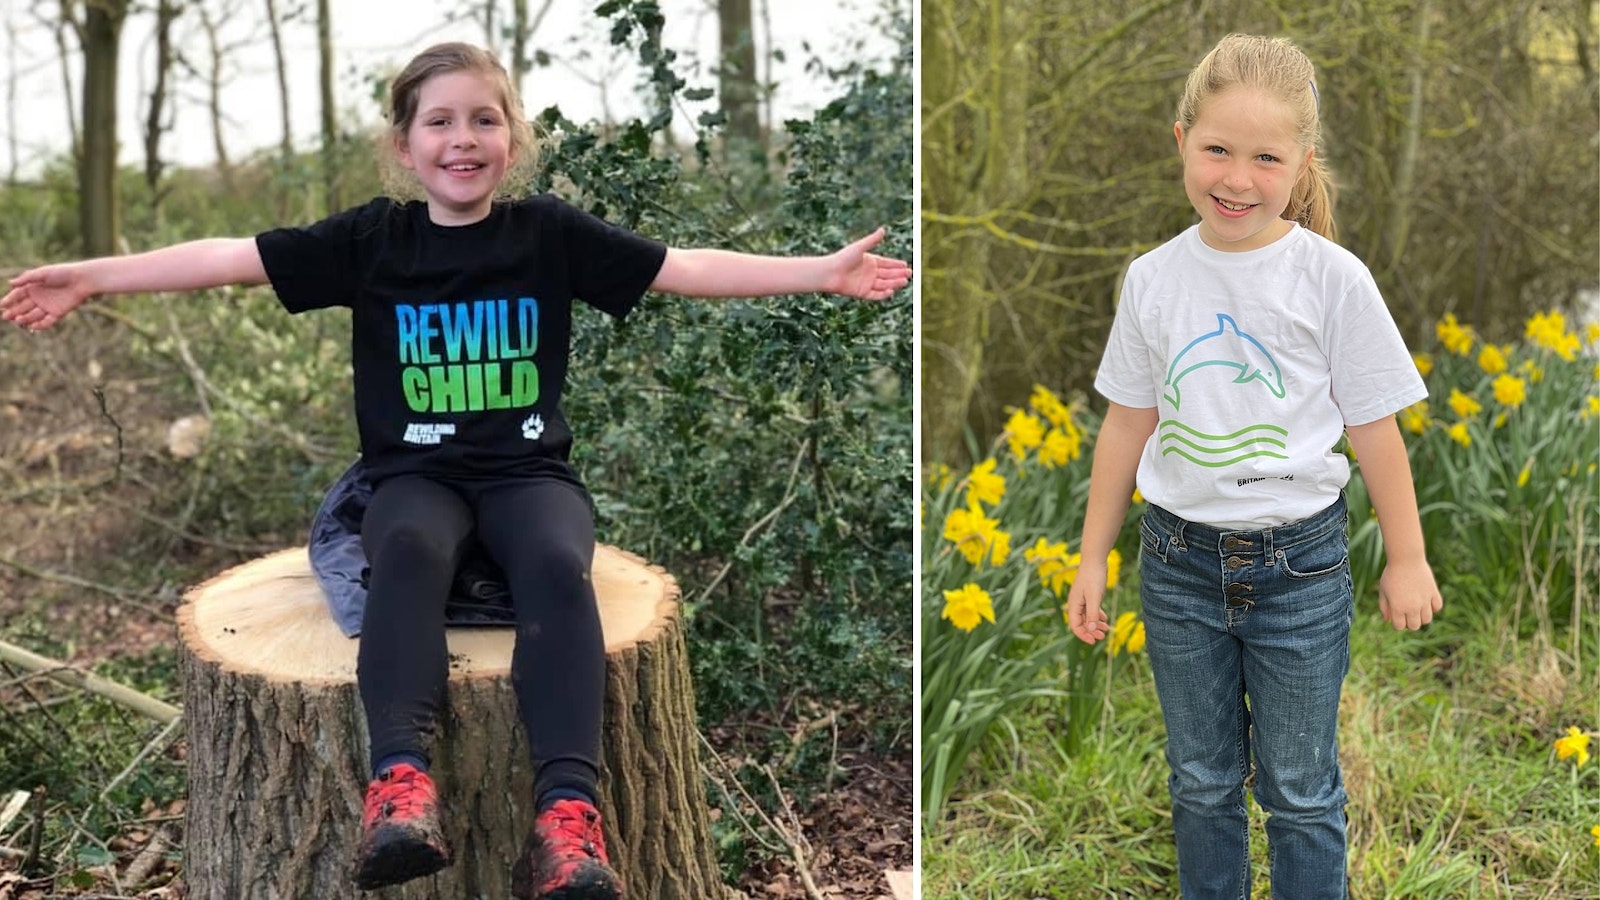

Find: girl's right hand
[1066,563,1111,644]
[1,264,94,331]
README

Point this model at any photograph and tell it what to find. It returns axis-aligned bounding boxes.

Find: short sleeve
[1324,271,1427,426]
[255,198,392,314]
[1094,267,1159,408]
[554,200,668,319]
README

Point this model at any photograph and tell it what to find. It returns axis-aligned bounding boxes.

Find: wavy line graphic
[1158,420,1289,468]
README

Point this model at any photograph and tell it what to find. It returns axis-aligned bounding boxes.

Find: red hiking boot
[510,799,622,899]
[352,763,453,890]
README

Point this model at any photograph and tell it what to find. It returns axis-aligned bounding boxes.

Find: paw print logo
[521,413,545,441]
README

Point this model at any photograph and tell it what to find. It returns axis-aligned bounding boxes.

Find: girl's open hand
[1,264,94,331]
[826,228,911,301]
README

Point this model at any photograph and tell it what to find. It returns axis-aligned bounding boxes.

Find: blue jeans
[1138,496,1352,899]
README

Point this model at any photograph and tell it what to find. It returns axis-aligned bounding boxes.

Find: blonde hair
[1177,34,1336,241]
[379,42,542,201]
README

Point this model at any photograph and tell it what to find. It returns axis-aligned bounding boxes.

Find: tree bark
[143,0,180,202]
[508,0,554,106]
[196,3,233,190]
[48,1,81,162]
[263,0,292,160]
[718,0,762,150]
[6,17,18,185]
[80,0,127,258]
[177,547,726,900]
[317,0,338,214]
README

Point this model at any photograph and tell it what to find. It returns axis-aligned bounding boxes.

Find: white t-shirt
[1095,223,1425,529]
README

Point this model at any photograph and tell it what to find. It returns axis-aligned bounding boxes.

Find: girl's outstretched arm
[1345,414,1443,631]
[1066,402,1158,644]
[1,238,267,331]
[650,228,911,301]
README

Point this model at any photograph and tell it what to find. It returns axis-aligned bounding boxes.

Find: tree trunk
[177,547,726,900]
[197,4,233,190]
[49,1,81,162]
[919,0,1026,463]
[511,0,529,97]
[6,17,18,185]
[317,0,338,214]
[718,0,761,151]
[264,0,292,160]
[143,0,179,202]
[80,0,127,258]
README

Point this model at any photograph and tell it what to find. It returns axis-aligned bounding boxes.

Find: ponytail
[1290,153,1336,241]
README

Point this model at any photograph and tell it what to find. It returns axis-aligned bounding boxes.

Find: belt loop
[1173,519,1188,551]
[1264,528,1275,566]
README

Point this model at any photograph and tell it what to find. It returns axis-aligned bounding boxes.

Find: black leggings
[357,474,603,802]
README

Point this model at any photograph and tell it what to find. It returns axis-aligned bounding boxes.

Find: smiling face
[1175,86,1312,252]
[395,70,515,226]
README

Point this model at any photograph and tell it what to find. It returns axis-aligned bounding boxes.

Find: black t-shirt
[256,196,667,484]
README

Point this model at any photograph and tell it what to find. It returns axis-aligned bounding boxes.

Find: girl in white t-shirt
[1065,34,1441,899]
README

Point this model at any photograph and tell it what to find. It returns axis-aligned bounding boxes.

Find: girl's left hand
[827,228,912,301]
[1377,559,1443,631]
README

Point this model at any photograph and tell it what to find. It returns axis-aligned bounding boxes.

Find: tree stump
[177,546,725,900]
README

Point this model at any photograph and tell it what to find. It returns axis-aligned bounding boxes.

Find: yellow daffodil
[965,458,1006,507]
[1526,311,1582,361]
[1132,488,1144,504]
[1448,422,1472,447]
[1436,313,1475,356]
[1517,462,1531,487]
[1025,537,1073,596]
[1004,409,1045,460]
[1526,310,1566,346]
[1400,401,1430,435]
[1039,424,1083,469]
[1052,547,1124,595]
[942,501,1011,567]
[1521,359,1545,384]
[1555,726,1591,767]
[1582,396,1600,420]
[1477,343,1508,375]
[1492,374,1527,408]
[927,463,952,491]
[1448,388,1483,418]
[990,531,1012,566]
[1412,352,1433,378]
[1108,611,1146,657]
[1592,824,1600,848]
[1587,322,1600,345]
[941,583,995,632]
[1029,384,1074,429]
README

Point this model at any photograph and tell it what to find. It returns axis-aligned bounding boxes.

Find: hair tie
[1310,79,1320,112]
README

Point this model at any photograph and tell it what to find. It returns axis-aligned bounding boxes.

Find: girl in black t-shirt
[2,41,909,900]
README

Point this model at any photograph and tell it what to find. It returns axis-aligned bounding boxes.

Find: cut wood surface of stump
[177,546,724,900]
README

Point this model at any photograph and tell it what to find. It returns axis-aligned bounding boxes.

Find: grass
[922,594,1600,899]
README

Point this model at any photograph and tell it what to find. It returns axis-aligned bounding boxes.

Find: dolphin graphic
[1162,314,1285,410]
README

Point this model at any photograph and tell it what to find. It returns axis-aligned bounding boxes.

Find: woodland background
[0,0,913,897]
[922,0,1600,462]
